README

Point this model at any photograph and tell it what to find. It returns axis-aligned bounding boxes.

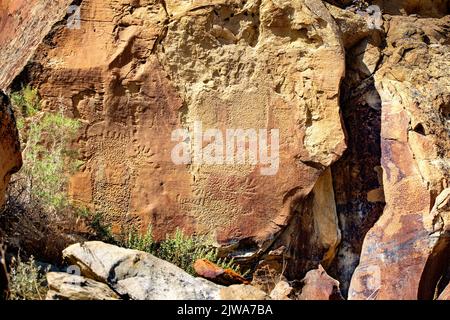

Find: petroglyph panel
[22,1,345,261]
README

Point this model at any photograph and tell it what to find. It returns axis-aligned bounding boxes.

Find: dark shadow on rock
[328,35,386,297]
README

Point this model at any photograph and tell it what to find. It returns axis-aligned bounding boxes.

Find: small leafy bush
[10,85,40,130]
[123,226,248,277]
[8,256,48,300]
[89,212,117,245]
[10,85,81,211]
[157,229,218,275]
[125,225,155,253]
[2,86,85,263]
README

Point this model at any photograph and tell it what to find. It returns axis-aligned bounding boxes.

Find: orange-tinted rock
[298,265,344,300]
[372,0,449,17]
[8,0,346,273]
[255,167,342,278]
[438,284,450,300]
[194,259,248,286]
[349,16,450,300]
[325,0,449,18]
[0,0,73,90]
[0,92,22,208]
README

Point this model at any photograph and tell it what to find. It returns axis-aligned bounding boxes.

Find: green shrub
[123,226,248,277]
[23,114,80,210]
[2,86,85,266]
[8,256,48,300]
[124,225,155,253]
[89,212,117,245]
[157,229,218,275]
[10,85,40,117]
[10,86,81,212]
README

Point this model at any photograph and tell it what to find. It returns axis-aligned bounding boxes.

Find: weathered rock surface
[349,15,450,300]
[325,7,386,296]
[0,92,22,209]
[372,0,449,18]
[269,280,293,300]
[0,0,73,90]
[438,284,450,300]
[326,0,449,17]
[46,272,120,300]
[327,4,372,49]
[63,241,222,300]
[297,265,344,300]
[1,0,449,302]
[250,266,282,294]
[8,0,346,277]
[63,241,270,300]
[219,284,269,300]
[194,259,249,286]
[256,167,341,278]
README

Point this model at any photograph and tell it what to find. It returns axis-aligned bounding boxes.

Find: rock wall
[0,0,73,90]
[349,15,450,300]
[0,0,449,300]
[0,92,22,209]
[325,0,449,17]
[11,0,347,274]
[372,0,449,17]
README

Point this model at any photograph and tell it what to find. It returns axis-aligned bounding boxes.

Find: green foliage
[75,206,91,219]
[8,256,48,300]
[89,213,117,245]
[10,85,40,118]
[10,86,81,212]
[216,256,249,277]
[122,226,247,277]
[125,226,155,253]
[157,229,217,275]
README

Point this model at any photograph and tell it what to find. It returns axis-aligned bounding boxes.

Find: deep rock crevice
[328,39,386,296]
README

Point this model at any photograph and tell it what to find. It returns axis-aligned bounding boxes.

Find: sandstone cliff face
[326,0,449,17]
[372,0,449,17]
[0,92,22,209]
[0,0,73,90]
[349,15,450,300]
[0,0,449,300]
[13,0,346,274]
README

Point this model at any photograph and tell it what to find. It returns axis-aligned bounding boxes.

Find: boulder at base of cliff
[269,280,294,300]
[63,241,221,300]
[298,265,344,300]
[46,272,120,300]
[63,241,267,300]
[194,259,249,286]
